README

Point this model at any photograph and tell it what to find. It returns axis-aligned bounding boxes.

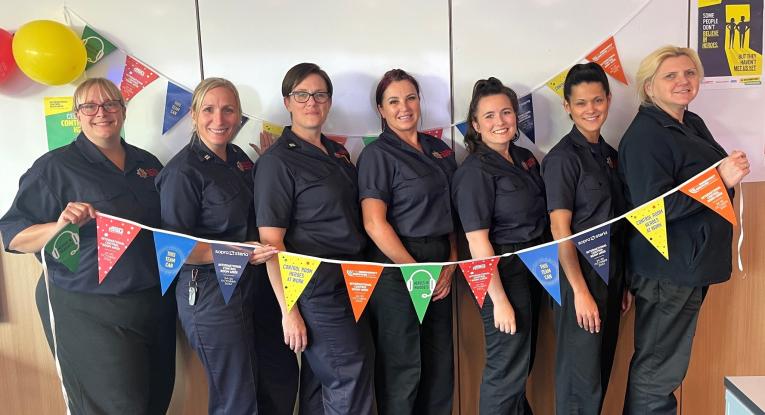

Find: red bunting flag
[120,56,159,102]
[326,134,348,145]
[421,128,444,139]
[459,257,500,308]
[341,263,383,321]
[679,167,737,225]
[96,215,141,283]
[587,36,628,85]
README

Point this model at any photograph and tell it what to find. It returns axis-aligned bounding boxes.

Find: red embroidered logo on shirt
[523,157,536,171]
[237,161,254,171]
[334,151,351,164]
[136,168,159,178]
[431,149,453,159]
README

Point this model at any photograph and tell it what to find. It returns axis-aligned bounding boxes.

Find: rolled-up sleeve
[253,154,294,228]
[357,146,392,204]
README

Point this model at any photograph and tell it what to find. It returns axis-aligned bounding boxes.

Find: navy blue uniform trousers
[367,237,454,415]
[177,264,298,415]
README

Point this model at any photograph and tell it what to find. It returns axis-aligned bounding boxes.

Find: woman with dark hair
[254,62,374,415]
[451,77,548,414]
[620,46,749,414]
[0,78,175,414]
[357,68,457,414]
[540,62,630,414]
[156,77,298,415]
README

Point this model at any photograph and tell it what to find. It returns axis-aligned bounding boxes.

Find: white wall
[1,0,762,217]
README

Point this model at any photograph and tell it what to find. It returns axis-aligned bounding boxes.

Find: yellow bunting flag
[262,121,285,138]
[278,252,321,312]
[679,167,737,225]
[626,198,669,260]
[546,68,569,100]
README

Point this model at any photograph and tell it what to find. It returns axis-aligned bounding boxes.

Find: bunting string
[96,159,726,268]
[60,2,652,139]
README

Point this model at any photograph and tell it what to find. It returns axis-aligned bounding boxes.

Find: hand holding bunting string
[71,160,740,323]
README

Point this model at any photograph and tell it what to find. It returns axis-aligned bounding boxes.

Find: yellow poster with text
[724,4,763,78]
[262,120,285,138]
[278,252,321,311]
[626,198,669,259]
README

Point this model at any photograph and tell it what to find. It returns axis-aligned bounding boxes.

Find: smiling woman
[0,77,176,414]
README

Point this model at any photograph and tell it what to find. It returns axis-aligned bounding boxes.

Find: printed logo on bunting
[44,97,80,150]
[162,82,193,134]
[400,264,443,323]
[279,252,321,312]
[120,56,158,102]
[341,263,383,321]
[546,68,570,100]
[517,94,535,143]
[44,223,81,273]
[573,224,611,284]
[518,244,562,305]
[459,257,499,308]
[212,244,251,304]
[81,25,117,69]
[587,36,628,85]
[96,215,140,283]
[626,198,669,259]
[154,233,197,295]
[679,167,737,225]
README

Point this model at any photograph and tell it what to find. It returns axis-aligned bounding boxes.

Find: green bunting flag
[400,264,443,323]
[81,25,117,69]
[44,223,81,273]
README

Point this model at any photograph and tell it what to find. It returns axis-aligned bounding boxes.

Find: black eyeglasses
[288,91,331,104]
[77,100,124,116]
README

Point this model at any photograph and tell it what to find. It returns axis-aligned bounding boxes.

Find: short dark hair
[375,69,421,131]
[563,62,610,102]
[463,77,519,154]
[281,63,333,98]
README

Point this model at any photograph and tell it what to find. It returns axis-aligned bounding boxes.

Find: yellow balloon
[12,20,87,86]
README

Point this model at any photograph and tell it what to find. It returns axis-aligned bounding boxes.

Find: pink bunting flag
[96,215,141,283]
[421,128,444,139]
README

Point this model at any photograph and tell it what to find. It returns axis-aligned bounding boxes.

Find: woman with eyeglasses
[253,63,374,415]
[540,62,630,414]
[451,77,548,414]
[356,68,457,414]
[0,78,175,414]
[156,77,299,415]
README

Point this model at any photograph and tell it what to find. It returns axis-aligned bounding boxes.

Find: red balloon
[0,28,15,84]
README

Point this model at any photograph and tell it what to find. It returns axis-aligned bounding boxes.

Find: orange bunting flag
[587,36,628,85]
[326,134,348,145]
[679,167,737,225]
[459,257,500,308]
[341,263,383,321]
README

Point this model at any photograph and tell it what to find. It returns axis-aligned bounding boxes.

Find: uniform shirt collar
[567,125,604,149]
[191,134,239,163]
[74,132,145,164]
[280,126,343,155]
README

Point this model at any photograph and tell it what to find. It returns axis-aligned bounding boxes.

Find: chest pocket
[398,161,434,181]
[496,175,524,193]
[582,174,604,191]
[204,180,242,205]
[296,166,333,184]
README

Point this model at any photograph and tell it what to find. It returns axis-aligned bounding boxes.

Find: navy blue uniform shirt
[356,129,457,238]
[542,126,626,234]
[253,127,366,258]
[0,133,163,295]
[619,105,731,286]
[156,137,257,244]
[452,143,547,244]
